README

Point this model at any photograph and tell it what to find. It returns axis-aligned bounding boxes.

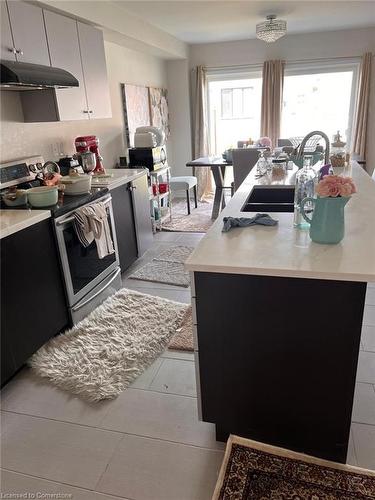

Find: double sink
[242,186,295,213]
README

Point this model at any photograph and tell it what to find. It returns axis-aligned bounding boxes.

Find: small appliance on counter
[129,126,167,172]
[128,146,167,172]
[134,126,165,148]
[75,135,105,174]
[57,156,80,176]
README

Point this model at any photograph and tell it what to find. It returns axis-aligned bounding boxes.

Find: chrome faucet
[297,130,330,165]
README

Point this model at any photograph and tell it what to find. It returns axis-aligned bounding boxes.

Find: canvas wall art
[149,87,170,138]
[122,84,150,147]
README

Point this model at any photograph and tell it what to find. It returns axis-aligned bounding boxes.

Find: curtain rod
[204,54,367,72]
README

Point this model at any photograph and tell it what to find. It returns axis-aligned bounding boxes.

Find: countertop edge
[0,210,51,240]
[185,263,375,283]
[92,169,147,191]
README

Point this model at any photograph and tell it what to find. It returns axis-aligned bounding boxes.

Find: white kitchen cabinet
[8,2,111,122]
[43,10,89,121]
[77,22,112,119]
[1,1,16,61]
[6,0,50,66]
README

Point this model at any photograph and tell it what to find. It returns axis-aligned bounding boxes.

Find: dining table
[186,156,233,219]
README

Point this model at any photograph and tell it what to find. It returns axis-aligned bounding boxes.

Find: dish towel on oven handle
[73,202,115,259]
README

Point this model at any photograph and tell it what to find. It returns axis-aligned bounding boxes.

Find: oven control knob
[36,162,43,171]
[28,164,37,173]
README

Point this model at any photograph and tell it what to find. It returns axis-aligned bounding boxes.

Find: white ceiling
[114,1,375,44]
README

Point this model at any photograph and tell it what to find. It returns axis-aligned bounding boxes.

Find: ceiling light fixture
[256,15,287,43]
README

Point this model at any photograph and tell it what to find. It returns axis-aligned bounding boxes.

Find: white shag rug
[29,289,189,402]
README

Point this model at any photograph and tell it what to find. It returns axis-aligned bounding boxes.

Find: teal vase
[300,196,350,244]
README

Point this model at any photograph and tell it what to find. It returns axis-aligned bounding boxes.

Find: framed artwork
[148,87,170,138]
[121,83,150,147]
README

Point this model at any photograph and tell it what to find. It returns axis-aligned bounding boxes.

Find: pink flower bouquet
[258,136,272,148]
[316,175,356,198]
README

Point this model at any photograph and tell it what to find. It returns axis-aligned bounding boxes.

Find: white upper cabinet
[6,1,50,66]
[1,2,16,61]
[43,10,89,121]
[5,2,111,122]
[77,22,112,119]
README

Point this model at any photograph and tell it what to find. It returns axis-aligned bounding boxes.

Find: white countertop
[0,209,51,239]
[91,168,147,190]
[0,169,147,240]
[185,162,375,282]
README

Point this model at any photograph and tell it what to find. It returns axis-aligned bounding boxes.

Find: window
[208,73,262,154]
[281,62,358,146]
[221,87,255,119]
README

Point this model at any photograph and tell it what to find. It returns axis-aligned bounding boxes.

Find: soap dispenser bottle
[293,156,316,228]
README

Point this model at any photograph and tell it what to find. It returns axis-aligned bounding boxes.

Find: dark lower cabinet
[194,271,366,463]
[111,175,153,273]
[1,334,16,387]
[1,219,68,386]
[111,183,139,272]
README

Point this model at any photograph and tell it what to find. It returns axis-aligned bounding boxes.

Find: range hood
[0,60,79,90]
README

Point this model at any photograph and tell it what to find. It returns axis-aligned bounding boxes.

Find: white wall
[184,27,375,171]
[189,27,375,68]
[0,41,168,167]
[166,59,192,176]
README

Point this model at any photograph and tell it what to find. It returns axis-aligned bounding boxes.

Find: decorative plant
[316,175,356,198]
[258,136,272,148]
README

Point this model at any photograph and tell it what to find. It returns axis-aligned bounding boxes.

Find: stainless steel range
[0,156,122,324]
[53,194,121,324]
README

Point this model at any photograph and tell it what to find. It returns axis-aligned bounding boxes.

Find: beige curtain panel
[192,65,213,202]
[352,52,372,161]
[260,60,285,149]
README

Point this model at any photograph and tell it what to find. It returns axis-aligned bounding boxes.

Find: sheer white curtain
[260,60,285,148]
[352,53,372,162]
[192,66,213,201]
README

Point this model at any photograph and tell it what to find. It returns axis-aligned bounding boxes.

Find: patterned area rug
[128,246,194,287]
[162,198,214,233]
[213,435,375,499]
[129,261,189,287]
[155,245,195,264]
[29,289,189,402]
[168,306,193,351]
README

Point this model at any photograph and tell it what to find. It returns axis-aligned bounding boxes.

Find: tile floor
[1,230,374,499]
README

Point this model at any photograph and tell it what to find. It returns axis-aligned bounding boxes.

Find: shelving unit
[149,166,172,232]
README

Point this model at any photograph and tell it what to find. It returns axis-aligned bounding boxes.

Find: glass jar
[330,131,346,170]
[293,156,316,228]
[272,158,287,178]
[256,149,268,176]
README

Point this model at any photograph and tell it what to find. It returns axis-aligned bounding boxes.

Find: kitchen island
[185,162,375,463]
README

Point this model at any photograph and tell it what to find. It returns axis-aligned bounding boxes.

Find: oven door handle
[56,197,112,226]
[72,267,121,312]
